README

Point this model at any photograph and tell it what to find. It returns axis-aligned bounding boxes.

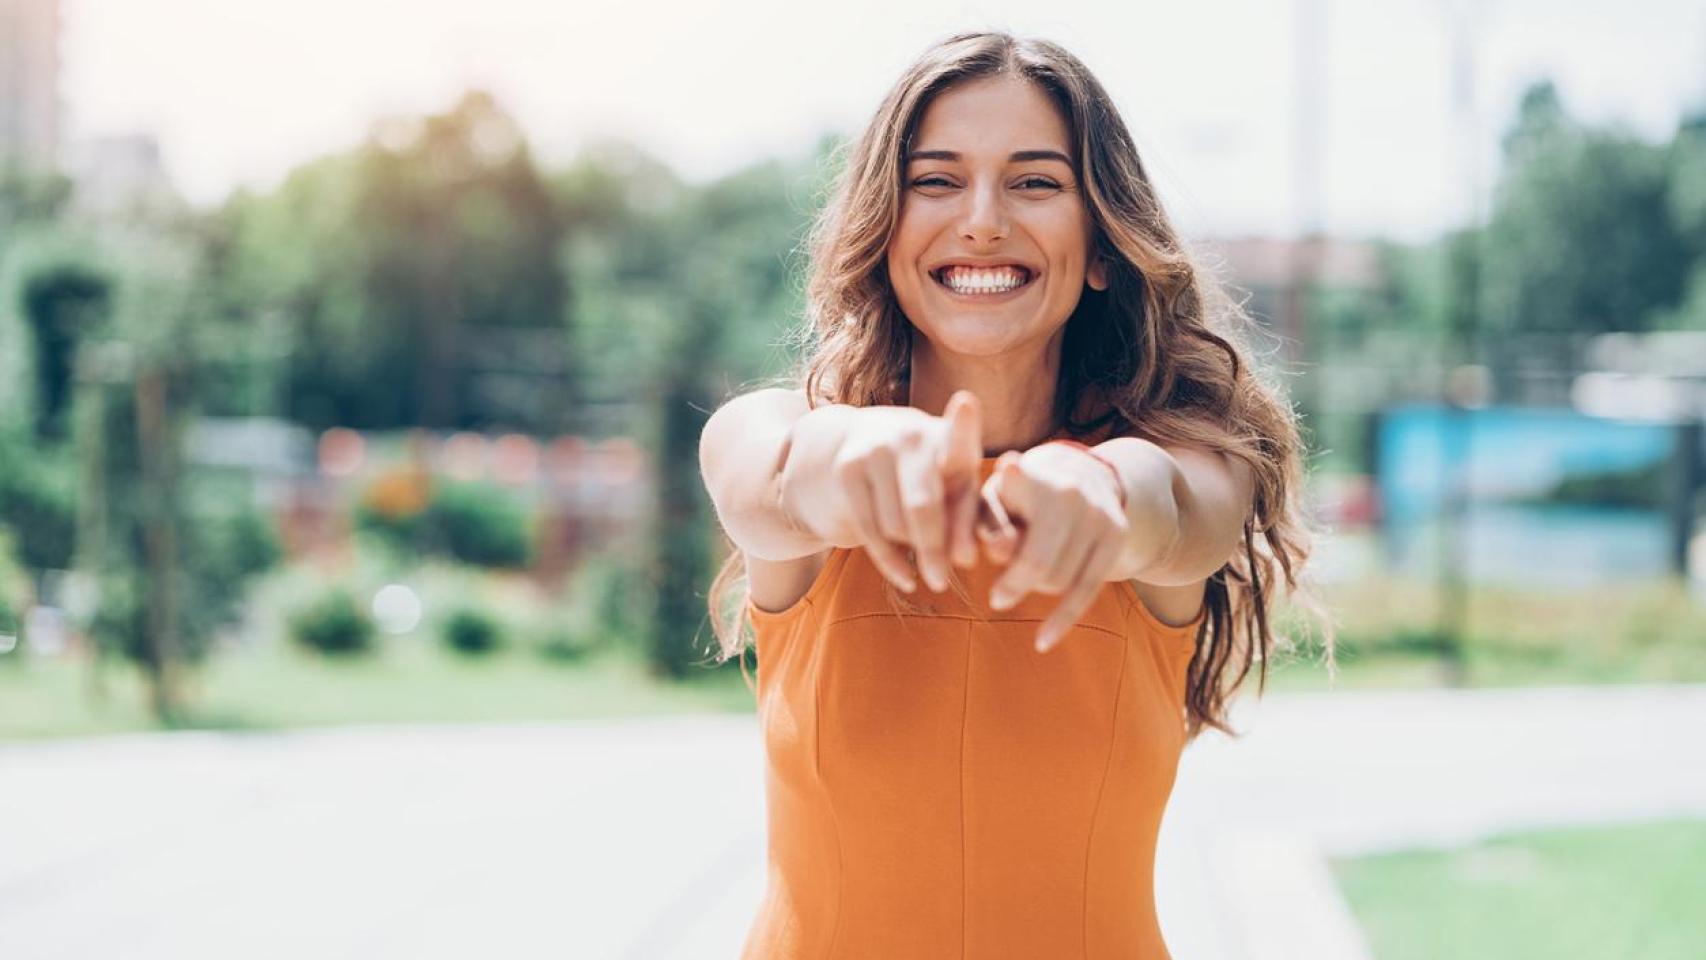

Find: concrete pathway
[2,685,1703,959]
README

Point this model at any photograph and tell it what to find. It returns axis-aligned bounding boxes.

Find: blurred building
[1200,234,1385,375]
[0,0,60,168]
[66,133,180,217]
[1573,332,1706,421]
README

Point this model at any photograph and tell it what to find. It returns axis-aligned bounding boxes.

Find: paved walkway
[3,685,1704,959]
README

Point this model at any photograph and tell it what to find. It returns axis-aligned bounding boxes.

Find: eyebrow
[905,149,1073,166]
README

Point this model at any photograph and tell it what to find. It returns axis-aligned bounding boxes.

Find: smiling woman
[697,30,1332,960]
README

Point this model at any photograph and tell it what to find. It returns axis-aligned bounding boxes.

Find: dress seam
[959,619,972,960]
[1081,624,1129,959]
[810,595,844,960]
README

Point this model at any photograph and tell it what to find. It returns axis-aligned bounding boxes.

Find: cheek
[886,218,934,292]
[1043,214,1094,269]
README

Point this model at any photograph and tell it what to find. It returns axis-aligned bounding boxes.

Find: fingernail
[990,588,1013,610]
[1035,632,1055,653]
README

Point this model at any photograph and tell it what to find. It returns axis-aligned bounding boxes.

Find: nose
[958,180,1009,245]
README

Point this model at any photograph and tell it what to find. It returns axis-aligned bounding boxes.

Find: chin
[915,323,1031,357]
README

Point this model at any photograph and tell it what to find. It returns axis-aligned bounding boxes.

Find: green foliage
[22,264,111,441]
[217,506,284,578]
[182,499,285,631]
[0,537,21,661]
[0,228,108,436]
[554,139,830,679]
[425,481,531,568]
[535,625,597,663]
[352,466,433,558]
[1483,80,1696,337]
[0,161,73,234]
[1517,458,1668,509]
[0,430,76,571]
[1268,566,1706,690]
[530,554,637,663]
[442,607,502,656]
[216,91,570,432]
[356,477,532,569]
[289,588,376,656]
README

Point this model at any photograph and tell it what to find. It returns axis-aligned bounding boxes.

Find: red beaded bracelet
[1038,439,1127,509]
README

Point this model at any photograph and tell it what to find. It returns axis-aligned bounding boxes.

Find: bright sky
[60,0,1706,242]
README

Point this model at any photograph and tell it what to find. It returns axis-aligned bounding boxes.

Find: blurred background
[0,1,1703,958]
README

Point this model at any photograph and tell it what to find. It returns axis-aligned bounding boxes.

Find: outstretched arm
[1091,437,1257,587]
[699,388,846,562]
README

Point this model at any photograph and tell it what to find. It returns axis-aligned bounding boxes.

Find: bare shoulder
[748,549,833,615]
[1129,578,1208,628]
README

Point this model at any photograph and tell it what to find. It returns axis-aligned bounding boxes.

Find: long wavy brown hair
[703,31,1335,739]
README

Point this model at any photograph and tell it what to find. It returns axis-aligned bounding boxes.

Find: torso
[738,502,1207,958]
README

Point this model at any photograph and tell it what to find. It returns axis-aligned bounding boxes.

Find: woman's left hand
[978,444,1145,653]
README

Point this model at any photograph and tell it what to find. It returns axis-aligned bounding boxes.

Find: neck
[906,327,1063,457]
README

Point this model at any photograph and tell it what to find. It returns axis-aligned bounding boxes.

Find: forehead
[909,75,1072,159]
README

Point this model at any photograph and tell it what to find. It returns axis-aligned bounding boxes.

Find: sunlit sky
[60,0,1706,242]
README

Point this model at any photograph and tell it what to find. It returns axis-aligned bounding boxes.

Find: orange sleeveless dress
[740,456,1207,960]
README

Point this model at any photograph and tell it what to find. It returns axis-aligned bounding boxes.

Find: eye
[1017,176,1061,190]
[910,176,955,189]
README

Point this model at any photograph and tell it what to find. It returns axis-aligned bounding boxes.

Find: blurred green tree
[1482,81,1696,341]
[551,135,832,677]
[214,91,571,432]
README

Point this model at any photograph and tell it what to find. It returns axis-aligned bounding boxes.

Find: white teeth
[939,266,1028,294]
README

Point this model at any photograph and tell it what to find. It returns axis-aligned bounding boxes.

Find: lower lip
[933,271,1038,303]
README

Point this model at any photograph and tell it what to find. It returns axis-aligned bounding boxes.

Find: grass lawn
[1261,572,1706,693]
[1334,819,1706,960]
[0,640,758,741]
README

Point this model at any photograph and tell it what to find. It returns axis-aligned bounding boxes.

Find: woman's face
[887,74,1107,359]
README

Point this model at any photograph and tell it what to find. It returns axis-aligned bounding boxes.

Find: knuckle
[834,454,867,483]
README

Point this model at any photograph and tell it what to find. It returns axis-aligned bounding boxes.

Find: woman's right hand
[796,390,986,594]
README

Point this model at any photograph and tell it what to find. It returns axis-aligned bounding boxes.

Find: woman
[698,31,1332,960]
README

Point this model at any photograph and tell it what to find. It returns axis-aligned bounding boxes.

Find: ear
[1087,255,1110,292]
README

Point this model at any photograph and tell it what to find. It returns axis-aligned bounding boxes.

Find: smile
[931,264,1038,300]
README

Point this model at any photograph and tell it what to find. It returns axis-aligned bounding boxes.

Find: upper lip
[930,258,1038,280]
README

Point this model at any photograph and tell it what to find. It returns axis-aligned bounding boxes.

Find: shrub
[426,482,531,568]
[0,591,17,660]
[0,433,76,571]
[289,588,375,656]
[443,608,502,656]
[354,466,432,556]
[536,625,598,663]
[354,475,531,569]
[220,508,283,578]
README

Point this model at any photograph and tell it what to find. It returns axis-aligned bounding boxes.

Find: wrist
[778,403,858,542]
